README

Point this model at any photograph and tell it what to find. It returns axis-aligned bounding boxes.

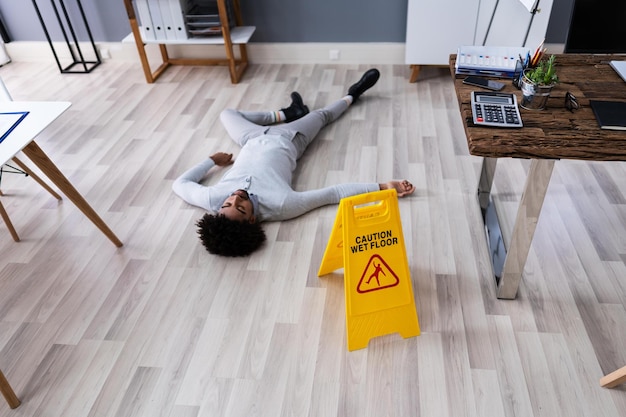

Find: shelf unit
[122,0,255,83]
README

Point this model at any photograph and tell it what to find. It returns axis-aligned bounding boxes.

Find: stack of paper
[609,61,626,83]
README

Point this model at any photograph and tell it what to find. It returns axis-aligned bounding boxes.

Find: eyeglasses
[565,92,579,112]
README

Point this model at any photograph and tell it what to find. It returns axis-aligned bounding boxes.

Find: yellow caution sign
[318,189,420,351]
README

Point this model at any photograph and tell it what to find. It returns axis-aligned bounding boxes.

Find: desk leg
[22,141,123,248]
[0,200,20,241]
[497,159,554,299]
[600,365,626,388]
[478,157,498,219]
[12,156,62,201]
[0,369,20,409]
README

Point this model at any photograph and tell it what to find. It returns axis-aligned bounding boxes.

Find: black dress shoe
[348,68,380,101]
[281,92,309,122]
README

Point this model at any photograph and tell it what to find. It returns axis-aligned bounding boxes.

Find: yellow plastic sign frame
[318,189,420,351]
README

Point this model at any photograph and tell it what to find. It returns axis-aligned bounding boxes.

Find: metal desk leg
[22,141,123,248]
[478,157,508,288]
[478,157,498,218]
[497,159,554,299]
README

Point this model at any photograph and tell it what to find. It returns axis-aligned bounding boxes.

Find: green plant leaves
[525,55,558,85]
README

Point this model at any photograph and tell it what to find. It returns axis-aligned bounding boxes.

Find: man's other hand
[210,152,234,167]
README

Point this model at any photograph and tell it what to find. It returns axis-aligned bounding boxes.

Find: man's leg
[220,92,309,147]
[268,68,381,158]
[219,109,269,147]
[286,97,352,158]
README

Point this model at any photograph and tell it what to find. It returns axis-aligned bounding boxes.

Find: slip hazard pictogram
[357,254,399,293]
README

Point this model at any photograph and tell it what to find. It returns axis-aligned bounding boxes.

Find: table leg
[0,369,20,409]
[12,156,62,201]
[478,157,498,219]
[0,200,20,241]
[600,365,626,388]
[496,159,554,299]
[21,141,123,247]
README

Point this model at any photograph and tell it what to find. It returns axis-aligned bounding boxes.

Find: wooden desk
[0,101,122,247]
[450,54,626,299]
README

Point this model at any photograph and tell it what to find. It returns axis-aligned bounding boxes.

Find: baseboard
[2,41,565,68]
[246,42,406,64]
[3,41,407,66]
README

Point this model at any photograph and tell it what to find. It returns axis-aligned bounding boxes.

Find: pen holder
[512,60,524,89]
[520,71,555,110]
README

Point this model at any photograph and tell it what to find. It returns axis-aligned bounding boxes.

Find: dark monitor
[565,0,626,53]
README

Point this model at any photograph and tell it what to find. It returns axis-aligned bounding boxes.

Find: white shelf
[123,25,255,45]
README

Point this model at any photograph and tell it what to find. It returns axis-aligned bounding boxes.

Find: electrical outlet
[329,49,340,61]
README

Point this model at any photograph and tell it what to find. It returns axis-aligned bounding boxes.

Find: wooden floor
[0,60,625,417]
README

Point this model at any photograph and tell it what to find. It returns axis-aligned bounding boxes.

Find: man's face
[218,189,256,223]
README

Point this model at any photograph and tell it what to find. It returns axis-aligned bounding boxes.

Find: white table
[0,101,122,247]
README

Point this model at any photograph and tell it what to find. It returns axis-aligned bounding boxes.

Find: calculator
[471,91,523,128]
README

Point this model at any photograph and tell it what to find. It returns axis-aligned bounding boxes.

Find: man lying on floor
[173,69,415,256]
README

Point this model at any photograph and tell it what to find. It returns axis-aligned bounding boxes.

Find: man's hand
[210,152,234,167]
[379,180,416,197]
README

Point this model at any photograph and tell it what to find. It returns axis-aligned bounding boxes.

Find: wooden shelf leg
[150,44,171,82]
[231,0,248,83]
[218,0,241,84]
[236,44,249,82]
[124,0,154,83]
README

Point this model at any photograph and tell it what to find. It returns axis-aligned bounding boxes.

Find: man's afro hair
[196,213,266,257]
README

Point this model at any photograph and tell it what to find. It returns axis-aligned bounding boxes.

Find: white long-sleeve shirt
[172,134,380,222]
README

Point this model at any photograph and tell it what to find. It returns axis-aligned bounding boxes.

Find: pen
[532,48,546,67]
[537,48,548,61]
[530,40,544,67]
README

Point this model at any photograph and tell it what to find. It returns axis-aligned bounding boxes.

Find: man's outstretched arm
[171,153,233,209]
[271,180,415,221]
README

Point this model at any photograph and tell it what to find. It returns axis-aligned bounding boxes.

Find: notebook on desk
[609,61,626,83]
[590,100,626,131]
[0,111,29,144]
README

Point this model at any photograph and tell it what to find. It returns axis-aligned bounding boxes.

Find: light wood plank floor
[0,60,625,417]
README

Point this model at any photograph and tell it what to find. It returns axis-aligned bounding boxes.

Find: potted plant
[520,54,558,110]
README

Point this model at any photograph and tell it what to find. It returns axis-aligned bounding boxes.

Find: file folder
[147,0,167,40]
[168,0,190,40]
[135,0,156,40]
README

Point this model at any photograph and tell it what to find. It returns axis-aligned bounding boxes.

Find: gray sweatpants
[219,98,350,159]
